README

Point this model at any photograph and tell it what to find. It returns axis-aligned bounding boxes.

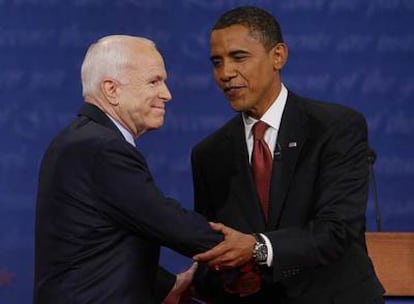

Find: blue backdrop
[0,1,413,303]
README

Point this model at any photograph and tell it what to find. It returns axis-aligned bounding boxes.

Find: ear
[271,42,288,71]
[101,78,119,106]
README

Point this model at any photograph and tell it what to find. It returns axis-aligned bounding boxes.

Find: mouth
[151,105,165,111]
[223,85,245,97]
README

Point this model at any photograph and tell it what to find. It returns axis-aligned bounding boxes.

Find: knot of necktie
[253,121,269,141]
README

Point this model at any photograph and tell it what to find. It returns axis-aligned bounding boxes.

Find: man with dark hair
[192,6,385,303]
[212,5,283,50]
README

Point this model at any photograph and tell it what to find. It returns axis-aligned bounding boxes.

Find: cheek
[238,65,253,84]
[142,88,158,103]
[213,70,221,84]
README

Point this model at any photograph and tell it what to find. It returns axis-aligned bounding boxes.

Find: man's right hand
[193,222,256,270]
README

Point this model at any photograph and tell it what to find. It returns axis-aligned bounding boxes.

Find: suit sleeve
[191,149,216,221]
[266,110,369,281]
[191,147,228,300]
[91,139,222,257]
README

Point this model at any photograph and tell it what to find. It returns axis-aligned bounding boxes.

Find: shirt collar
[106,114,136,147]
[242,83,288,132]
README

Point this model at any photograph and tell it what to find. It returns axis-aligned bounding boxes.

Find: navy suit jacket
[192,92,384,303]
[34,103,222,304]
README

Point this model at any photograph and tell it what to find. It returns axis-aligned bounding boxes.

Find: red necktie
[251,121,273,221]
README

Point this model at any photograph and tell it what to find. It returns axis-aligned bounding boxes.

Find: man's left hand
[163,262,198,304]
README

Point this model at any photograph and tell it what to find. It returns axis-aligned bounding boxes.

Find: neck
[84,96,137,138]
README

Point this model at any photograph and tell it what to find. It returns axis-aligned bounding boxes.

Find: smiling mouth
[152,105,165,110]
[223,86,244,95]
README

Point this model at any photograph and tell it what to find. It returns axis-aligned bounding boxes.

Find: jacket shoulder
[290,93,367,127]
[192,115,241,156]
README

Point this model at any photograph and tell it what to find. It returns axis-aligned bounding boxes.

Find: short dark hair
[212,6,284,51]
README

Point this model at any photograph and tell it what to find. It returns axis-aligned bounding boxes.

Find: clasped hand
[167,222,261,303]
[194,223,262,297]
[193,222,256,270]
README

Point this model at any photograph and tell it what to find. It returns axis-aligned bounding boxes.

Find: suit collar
[77,103,124,140]
[275,91,308,148]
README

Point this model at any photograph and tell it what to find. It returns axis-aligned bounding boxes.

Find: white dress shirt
[241,83,288,267]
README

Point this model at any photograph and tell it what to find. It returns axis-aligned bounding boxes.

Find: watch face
[258,245,267,261]
[254,242,267,263]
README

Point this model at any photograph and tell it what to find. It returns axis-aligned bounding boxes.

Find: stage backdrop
[0,1,413,303]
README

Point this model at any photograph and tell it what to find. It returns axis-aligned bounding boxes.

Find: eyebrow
[210,50,250,62]
[229,50,250,56]
[146,74,166,82]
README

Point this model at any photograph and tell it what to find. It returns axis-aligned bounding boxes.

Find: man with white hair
[34,35,257,304]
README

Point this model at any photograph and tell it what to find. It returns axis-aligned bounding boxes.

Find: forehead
[130,45,167,77]
[210,25,264,55]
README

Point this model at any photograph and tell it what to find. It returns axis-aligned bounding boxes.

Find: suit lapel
[267,93,308,228]
[227,116,266,231]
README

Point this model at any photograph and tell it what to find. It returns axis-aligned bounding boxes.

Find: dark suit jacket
[191,92,384,303]
[34,103,222,304]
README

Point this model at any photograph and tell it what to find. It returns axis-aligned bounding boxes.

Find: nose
[218,61,237,82]
[160,82,172,102]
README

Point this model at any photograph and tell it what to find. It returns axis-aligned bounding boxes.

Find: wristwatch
[252,233,268,265]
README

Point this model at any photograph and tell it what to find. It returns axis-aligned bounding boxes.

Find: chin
[229,103,250,113]
[228,99,250,112]
[152,119,164,130]
[229,103,242,112]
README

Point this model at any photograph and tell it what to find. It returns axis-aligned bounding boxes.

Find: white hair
[80,35,155,98]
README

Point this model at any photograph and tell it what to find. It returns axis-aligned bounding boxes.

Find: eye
[234,55,247,61]
[210,58,222,67]
[233,54,248,62]
[230,50,249,62]
[149,79,161,86]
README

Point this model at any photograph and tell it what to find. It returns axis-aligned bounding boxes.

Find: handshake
[164,222,265,304]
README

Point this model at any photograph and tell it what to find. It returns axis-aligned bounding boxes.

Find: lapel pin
[288,142,297,148]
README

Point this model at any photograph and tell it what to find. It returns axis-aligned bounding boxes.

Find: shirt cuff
[259,233,273,267]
